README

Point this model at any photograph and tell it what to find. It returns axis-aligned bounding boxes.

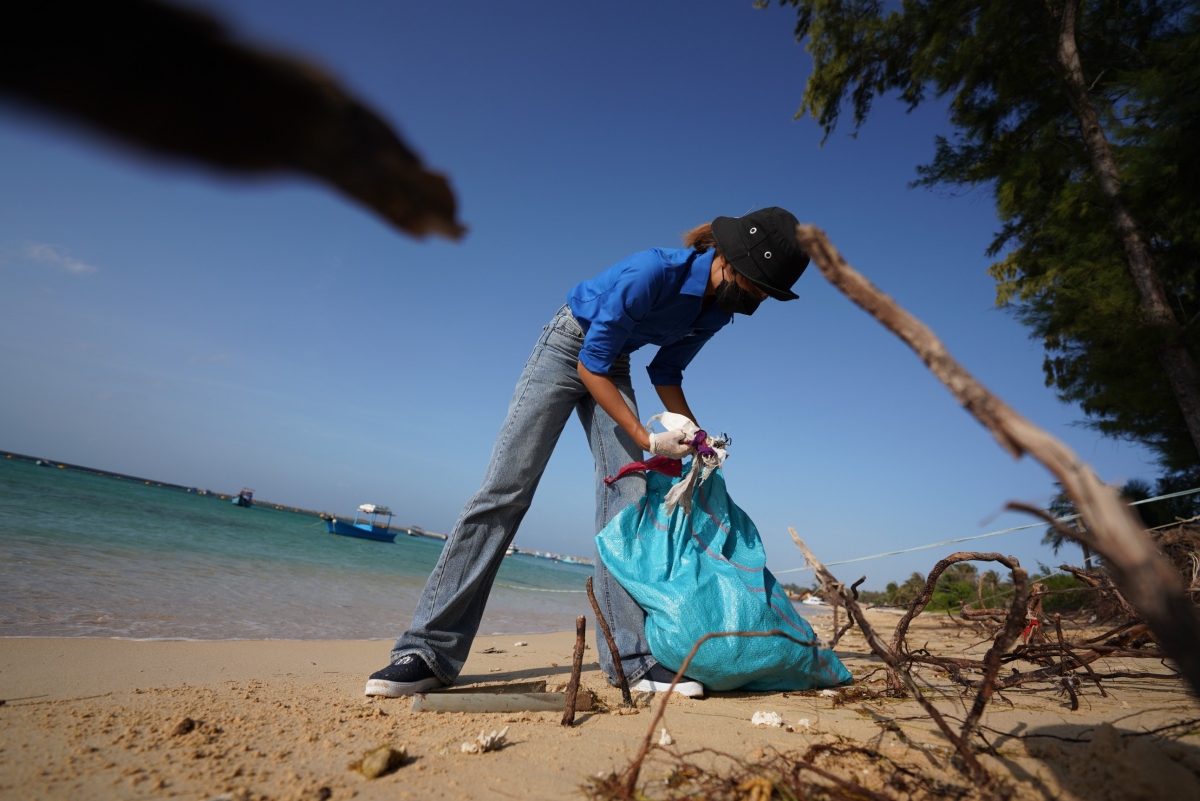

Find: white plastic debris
[514,641,529,646]
[795,718,811,731]
[819,689,838,698]
[751,711,784,727]
[461,726,510,754]
[658,727,674,746]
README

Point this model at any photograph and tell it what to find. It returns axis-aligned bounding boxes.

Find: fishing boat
[327,504,396,543]
[232,488,253,507]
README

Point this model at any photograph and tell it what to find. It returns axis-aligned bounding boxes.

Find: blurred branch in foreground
[0,0,463,240]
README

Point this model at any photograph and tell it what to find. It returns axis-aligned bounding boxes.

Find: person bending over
[366,207,809,699]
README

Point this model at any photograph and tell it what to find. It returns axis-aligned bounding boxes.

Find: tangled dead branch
[792,536,1020,785]
[795,224,1200,697]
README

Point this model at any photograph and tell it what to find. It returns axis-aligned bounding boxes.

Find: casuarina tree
[766,0,1200,479]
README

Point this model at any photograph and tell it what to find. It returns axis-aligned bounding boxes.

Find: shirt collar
[680,249,714,297]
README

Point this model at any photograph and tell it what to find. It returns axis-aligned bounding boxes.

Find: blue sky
[0,0,1158,588]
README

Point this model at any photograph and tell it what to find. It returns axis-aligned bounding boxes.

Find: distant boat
[505,544,518,557]
[405,524,448,541]
[232,488,254,507]
[327,504,396,543]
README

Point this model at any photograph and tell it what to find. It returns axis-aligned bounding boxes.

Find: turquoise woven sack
[596,468,852,692]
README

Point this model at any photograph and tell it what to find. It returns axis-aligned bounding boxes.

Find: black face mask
[714,276,762,316]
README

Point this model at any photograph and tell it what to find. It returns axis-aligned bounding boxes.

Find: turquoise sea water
[0,458,594,639]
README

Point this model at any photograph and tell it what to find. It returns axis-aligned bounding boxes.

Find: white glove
[648,429,692,459]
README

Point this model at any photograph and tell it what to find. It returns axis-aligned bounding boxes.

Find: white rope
[773,485,1200,575]
[488,487,1200,588]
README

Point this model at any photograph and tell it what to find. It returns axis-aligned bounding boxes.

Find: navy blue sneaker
[365,654,443,697]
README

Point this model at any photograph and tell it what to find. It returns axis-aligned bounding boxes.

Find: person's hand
[648,429,692,459]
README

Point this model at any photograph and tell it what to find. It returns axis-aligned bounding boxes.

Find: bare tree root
[886,552,1026,688]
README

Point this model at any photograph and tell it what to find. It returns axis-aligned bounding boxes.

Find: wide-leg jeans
[391,305,657,685]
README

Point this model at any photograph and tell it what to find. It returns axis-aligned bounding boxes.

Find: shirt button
[764,251,772,259]
[749,227,757,234]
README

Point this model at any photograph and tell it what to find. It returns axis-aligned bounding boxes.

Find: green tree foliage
[932,562,979,611]
[768,0,1200,479]
[1043,477,1199,562]
[1041,482,1096,566]
[1117,476,1200,526]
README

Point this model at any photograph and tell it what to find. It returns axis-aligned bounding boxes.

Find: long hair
[681,222,722,255]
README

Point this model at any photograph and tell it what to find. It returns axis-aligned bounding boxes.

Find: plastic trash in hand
[604,412,730,517]
[648,412,728,516]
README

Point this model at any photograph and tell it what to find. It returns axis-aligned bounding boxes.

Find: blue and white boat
[327,504,396,543]
[232,488,253,507]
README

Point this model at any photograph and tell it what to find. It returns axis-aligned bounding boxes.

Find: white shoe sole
[631,678,705,698]
[364,677,442,697]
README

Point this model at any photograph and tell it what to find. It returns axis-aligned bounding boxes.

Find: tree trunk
[1051,0,1200,461]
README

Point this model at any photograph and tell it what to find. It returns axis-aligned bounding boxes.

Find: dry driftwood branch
[1,0,463,239]
[795,224,1200,699]
[561,615,586,727]
[586,577,633,708]
[788,529,989,785]
[829,577,865,648]
[1060,565,1141,621]
[618,629,820,798]
[1053,615,1081,709]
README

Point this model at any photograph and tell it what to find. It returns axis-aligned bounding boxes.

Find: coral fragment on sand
[750,711,783,727]
[461,726,509,754]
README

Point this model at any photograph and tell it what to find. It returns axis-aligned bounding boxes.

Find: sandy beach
[2,609,1199,800]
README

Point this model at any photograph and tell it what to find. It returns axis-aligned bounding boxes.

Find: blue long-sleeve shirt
[567,247,731,386]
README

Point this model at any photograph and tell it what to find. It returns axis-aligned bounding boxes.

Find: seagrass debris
[353,744,407,779]
[591,743,984,801]
[587,576,634,707]
[794,224,1200,699]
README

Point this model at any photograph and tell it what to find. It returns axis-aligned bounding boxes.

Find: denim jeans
[391,305,657,685]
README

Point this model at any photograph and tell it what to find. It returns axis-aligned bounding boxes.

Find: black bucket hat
[711,207,808,301]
